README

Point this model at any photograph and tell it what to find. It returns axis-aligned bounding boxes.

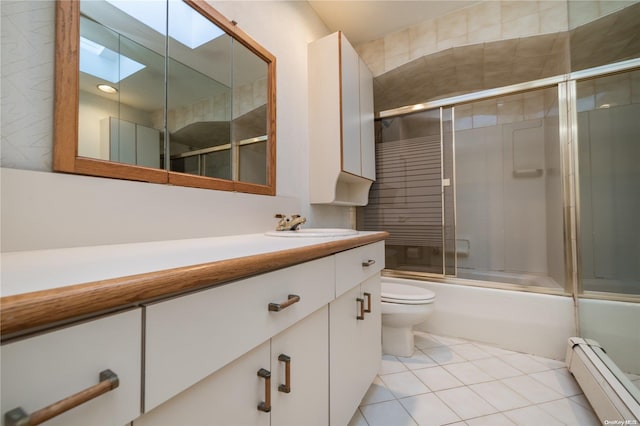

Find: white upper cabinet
[101,117,160,169]
[340,37,362,177]
[359,59,376,181]
[309,32,375,205]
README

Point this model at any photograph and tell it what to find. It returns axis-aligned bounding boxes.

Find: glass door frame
[568,61,640,304]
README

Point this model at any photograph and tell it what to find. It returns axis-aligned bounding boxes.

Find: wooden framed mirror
[54,0,276,195]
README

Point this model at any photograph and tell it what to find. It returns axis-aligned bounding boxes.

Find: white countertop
[1,231,380,298]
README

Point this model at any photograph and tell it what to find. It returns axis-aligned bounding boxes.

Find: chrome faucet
[275,214,307,231]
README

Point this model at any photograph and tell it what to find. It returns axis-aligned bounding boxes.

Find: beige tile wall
[454,90,555,131]
[356,0,635,77]
[153,77,267,133]
[576,70,640,112]
[568,0,636,28]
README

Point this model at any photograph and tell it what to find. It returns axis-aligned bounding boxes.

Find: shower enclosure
[358,62,640,401]
[360,84,566,292]
[357,0,640,415]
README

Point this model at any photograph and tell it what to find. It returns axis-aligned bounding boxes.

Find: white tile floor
[349,332,600,426]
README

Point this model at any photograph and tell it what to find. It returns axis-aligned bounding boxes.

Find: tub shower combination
[360,61,640,421]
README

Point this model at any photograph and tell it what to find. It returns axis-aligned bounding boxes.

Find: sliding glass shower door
[575,69,640,396]
[358,108,455,275]
[454,87,565,290]
[576,70,640,297]
[361,85,566,291]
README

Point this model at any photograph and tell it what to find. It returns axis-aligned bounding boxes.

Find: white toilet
[381,281,436,357]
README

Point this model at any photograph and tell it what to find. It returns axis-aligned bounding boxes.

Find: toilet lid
[381,282,435,304]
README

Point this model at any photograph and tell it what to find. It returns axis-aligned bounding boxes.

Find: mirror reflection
[232,41,268,185]
[79,1,166,168]
[77,0,269,186]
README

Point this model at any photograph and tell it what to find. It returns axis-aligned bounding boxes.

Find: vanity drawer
[143,255,335,412]
[0,309,142,426]
[335,241,385,297]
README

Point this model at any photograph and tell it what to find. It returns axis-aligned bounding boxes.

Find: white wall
[0,168,300,251]
[0,1,351,252]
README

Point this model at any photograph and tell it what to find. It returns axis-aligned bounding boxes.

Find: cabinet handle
[278,354,291,393]
[268,294,300,312]
[364,292,372,313]
[4,369,119,426]
[362,259,376,267]
[357,298,365,320]
[257,368,271,412]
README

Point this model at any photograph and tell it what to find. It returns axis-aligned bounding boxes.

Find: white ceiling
[307,0,480,45]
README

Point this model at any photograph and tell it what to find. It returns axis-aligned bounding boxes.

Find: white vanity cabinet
[134,306,329,426]
[138,241,384,426]
[330,243,384,426]
[270,306,329,426]
[142,256,334,412]
[1,234,387,426]
[309,31,375,205]
[134,340,271,426]
[0,309,142,426]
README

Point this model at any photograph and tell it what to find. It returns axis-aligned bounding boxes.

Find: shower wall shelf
[512,168,544,178]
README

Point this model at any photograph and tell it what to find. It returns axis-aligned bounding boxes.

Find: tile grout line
[356,332,599,426]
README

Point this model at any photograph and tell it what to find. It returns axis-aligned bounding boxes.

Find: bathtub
[456,268,562,289]
[381,276,575,360]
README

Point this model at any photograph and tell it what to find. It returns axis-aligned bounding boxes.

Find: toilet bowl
[381,282,436,357]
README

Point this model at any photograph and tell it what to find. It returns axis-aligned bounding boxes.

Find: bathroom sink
[264,228,358,237]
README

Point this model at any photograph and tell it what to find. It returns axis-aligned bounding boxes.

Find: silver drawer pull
[4,369,119,426]
[268,294,300,312]
[362,259,376,267]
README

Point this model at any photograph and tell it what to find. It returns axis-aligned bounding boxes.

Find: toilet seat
[381,282,435,305]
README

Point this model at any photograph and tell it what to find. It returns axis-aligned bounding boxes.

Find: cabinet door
[359,58,375,181]
[135,125,160,168]
[109,118,136,165]
[271,306,329,426]
[329,275,381,426]
[359,274,382,385]
[1,309,142,426]
[340,34,362,176]
[144,256,334,411]
[133,341,271,426]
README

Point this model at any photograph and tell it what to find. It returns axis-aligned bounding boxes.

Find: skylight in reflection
[106,0,224,49]
[80,36,146,84]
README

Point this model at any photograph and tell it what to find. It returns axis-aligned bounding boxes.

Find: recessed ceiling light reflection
[97,84,118,94]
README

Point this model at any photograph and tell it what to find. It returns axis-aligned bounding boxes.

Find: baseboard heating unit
[566,337,640,423]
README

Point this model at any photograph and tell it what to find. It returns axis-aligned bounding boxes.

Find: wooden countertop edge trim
[0,232,388,337]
